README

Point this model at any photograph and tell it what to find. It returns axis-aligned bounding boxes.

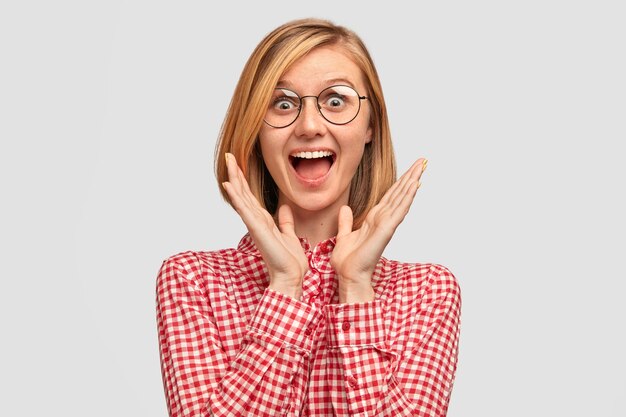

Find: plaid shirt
[156,234,461,417]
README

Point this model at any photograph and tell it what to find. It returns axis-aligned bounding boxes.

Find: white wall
[1,1,624,415]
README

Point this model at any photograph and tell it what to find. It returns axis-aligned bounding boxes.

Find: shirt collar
[237,233,337,257]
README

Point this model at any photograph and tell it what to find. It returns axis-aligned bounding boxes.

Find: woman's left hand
[330,158,427,303]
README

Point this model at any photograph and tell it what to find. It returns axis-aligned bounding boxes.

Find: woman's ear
[365,119,374,143]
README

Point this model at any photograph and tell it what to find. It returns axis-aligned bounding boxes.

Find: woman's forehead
[275,45,366,92]
[275,77,358,91]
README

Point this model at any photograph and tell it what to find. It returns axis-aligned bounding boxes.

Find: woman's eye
[273,98,297,111]
[325,95,345,108]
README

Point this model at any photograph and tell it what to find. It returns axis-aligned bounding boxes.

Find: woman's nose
[294,96,327,137]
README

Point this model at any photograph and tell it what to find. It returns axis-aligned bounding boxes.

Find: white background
[1,1,624,416]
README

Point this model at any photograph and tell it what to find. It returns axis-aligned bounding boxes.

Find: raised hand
[222,153,308,300]
[330,158,428,303]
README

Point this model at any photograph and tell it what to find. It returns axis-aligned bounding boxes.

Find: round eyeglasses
[264,85,369,128]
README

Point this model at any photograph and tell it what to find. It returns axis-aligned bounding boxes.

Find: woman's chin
[288,197,346,216]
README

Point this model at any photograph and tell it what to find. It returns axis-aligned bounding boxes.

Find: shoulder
[156,247,242,290]
[158,250,203,274]
[159,248,242,271]
[423,263,461,302]
[381,259,461,299]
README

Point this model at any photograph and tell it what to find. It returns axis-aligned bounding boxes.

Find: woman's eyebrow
[275,80,294,89]
[323,77,355,87]
[275,77,356,90]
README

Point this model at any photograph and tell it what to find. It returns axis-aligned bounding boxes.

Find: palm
[331,158,427,284]
[256,207,308,282]
[222,154,308,293]
[331,206,393,281]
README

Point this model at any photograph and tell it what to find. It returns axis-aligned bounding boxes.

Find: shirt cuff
[248,288,321,351]
[323,300,387,348]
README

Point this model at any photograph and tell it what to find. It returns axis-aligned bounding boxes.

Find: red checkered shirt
[156,234,461,417]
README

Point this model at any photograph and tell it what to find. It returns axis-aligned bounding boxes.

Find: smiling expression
[258,45,373,217]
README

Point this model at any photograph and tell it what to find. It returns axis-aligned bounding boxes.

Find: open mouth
[289,150,336,180]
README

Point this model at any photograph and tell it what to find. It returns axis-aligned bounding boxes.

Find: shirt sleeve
[322,265,461,417]
[156,255,321,417]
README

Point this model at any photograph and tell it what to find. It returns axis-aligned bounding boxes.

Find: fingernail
[221,182,227,189]
[225,153,231,163]
[422,159,428,171]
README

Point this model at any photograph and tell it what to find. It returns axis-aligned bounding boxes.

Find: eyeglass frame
[263,84,369,129]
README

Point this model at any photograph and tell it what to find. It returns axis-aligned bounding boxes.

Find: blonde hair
[215,18,396,228]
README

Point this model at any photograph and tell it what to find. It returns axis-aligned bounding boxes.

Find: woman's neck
[289,205,341,248]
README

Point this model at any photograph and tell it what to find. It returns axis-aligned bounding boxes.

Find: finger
[337,205,354,238]
[225,153,239,184]
[389,176,423,221]
[227,153,261,211]
[413,157,427,184]
[234,157,257,206]
[224,154,249,207]
[231,156,264,213]
[237,160,254,195]
[390,178,421,223]
[394,158,426,207]
[379,158,424,206]
[277,205,297,237]
[226,153,249,206]
[222,180,248,218]
[372,159,424,230]
[381,158,423,207]
[378,174,405,206]
[222,180,252,217]
[399,157,426,189]
[226,183,278,243]
[388,166,421,209]
[401,158,426,187]
[223,158,265,226]
[370,179,420,242]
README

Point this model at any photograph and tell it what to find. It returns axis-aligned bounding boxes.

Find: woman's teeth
[291,150,334,159]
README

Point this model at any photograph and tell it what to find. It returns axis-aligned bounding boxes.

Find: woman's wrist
[338,280,375,304]
[268,282,303,301]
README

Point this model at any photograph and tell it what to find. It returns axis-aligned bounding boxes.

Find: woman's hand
[330,158,428,303]
[222,153,308,300]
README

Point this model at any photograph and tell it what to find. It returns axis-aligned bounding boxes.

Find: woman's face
[258,45,372,216]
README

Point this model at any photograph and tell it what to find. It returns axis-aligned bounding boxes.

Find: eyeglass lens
[264,85,362,128]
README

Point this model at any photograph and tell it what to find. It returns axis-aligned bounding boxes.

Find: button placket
[346,374,358,389]
[301,268,321,303]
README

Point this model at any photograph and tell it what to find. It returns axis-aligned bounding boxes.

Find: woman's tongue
[293,157,332,180]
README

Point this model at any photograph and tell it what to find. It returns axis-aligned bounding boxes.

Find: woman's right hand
[222,153,308,300]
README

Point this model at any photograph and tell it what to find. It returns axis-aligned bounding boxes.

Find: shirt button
[304,327,312,336]
[342,321,351,331]
[346,375,358,388]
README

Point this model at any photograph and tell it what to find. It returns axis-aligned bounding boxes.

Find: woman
[156,18,461,417]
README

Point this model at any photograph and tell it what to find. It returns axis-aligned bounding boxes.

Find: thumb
[337,205,354,238]
[277,204,297,237]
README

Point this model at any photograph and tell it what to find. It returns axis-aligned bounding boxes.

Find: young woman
[156,18,461,417]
